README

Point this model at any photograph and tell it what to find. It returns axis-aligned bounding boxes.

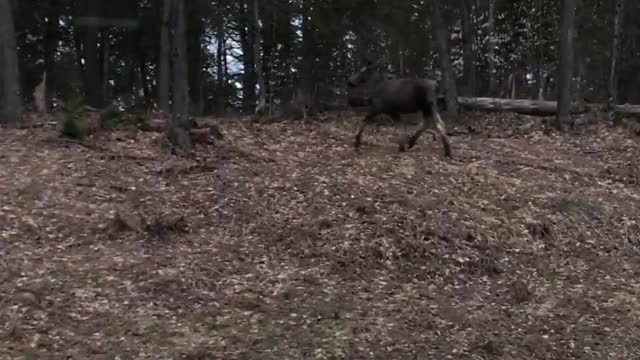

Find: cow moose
[346,60,452,157]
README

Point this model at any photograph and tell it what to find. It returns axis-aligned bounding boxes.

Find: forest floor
[2,111,640,359]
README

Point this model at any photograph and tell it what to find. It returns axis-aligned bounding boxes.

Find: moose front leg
[400,124,438,152]
[354,113,375,149]
[405,120,428,151]
[354,119,366,149]
[387,113,409,152]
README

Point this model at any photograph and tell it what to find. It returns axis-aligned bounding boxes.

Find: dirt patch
[2,115,640,358]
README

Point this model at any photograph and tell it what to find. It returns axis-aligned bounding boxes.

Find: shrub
[59,95,89,139]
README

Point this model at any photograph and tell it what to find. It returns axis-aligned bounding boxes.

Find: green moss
[99,106,147,130]
[59,95,88,139]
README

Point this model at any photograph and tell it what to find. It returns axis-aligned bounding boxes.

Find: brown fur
[347,62,452,157]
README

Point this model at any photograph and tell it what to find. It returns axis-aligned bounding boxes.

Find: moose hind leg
[431,107,452,157]
[406,114,431,150]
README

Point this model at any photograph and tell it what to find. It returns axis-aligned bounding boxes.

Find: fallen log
[139,117,224,142]
[458,97,640,117]
[142,118,167,132]
[458,97,589,116]
[611,103,640,116]
[189,128,216,145]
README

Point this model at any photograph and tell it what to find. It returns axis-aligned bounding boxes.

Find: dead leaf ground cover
[1,112,640,359]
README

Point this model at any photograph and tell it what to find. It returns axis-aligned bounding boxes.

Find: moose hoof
[407,137,418,149]
[398,143,406,152]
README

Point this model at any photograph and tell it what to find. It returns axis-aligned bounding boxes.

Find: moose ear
[364,52,378,66]
[364,57,374,67]
[366,58,383,71]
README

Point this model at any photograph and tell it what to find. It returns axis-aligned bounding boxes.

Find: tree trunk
[168,0,191,151]
[537,70,550,100]
[0,0,22,123]
[499,71,514,98]
[240,1,256,112]
[534,0,544,100]
[252,0,266,114]
[216,19,224,86]
[461,0,476,96]
[223,32,228,80]
[187,4,204,115]
[300,0,316,110]
[556,0,577,130]
[126,34,138,105]
[83,0,102,107]
[574,58,585,105]
[101,29,110,104]
[609,0,624,125]
[430,1,459,115]
[535,66,543,100]
[158,0,172,113]
[222,34,229,108]
[487,0,496,96]
[44,0,61,109]
[261,9,275,115]
[139,53,149,99]
[73,0,86,78]
[215,15,226,113]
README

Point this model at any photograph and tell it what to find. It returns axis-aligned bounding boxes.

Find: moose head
[347,58,387,89]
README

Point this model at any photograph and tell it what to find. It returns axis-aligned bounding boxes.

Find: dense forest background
[0,0,637,122]
[5,2,640,357]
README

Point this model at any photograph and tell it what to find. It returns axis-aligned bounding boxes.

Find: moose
[346,60,452,157]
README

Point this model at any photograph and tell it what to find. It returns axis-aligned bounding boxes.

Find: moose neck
[366,71,392,88]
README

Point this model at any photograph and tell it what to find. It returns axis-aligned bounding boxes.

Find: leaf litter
[1,113,640,358]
